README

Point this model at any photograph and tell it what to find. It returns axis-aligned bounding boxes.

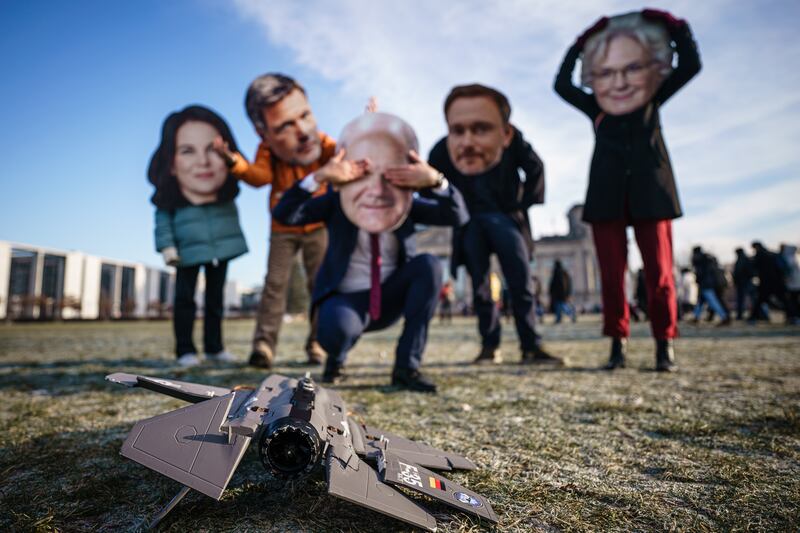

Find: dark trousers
[462,213,539,351]
[591,219,677,340]
[173,260,228,357]
[735,281,754,320]
[317,254,441,371]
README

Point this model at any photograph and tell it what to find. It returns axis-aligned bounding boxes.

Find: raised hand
[642,8,686,32]
[385,150,443,190]
[365,96,378,113]
[576,16,609,48]
[314,149,370,187]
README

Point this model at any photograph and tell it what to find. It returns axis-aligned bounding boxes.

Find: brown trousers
[252,228,327,355]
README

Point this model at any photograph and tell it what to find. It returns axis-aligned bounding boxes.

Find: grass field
[1,315,798,532]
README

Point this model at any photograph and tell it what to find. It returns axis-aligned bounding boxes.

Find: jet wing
[360,424,476,471]
[326,441,437,532]
[106,372,231,403]
[381,449,498,525]
[120,390,252,499]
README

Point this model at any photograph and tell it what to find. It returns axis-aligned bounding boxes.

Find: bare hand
[315,149,370,186]
[212,136,237,167]
[365,96,378,113]
[162,247,180,267]
[385,150,441,190]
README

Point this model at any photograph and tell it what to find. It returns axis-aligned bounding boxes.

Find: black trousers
[173,260,228,357]
[462,213,539,351]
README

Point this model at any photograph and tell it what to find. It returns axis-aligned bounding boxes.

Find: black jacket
[554,24,701,223]
[428,127,545,275]
[273,182,469,308]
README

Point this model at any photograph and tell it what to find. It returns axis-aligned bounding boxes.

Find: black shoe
[716,317,732,327]
[321,365,346,384]
[472,346,502,365]
[248,350,273,369]
[603,338,627,370]
[391,368,437,393]
[521,345,564,366]
[655,339,677,372]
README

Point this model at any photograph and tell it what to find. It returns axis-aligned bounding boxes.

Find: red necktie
[369,233,381,321]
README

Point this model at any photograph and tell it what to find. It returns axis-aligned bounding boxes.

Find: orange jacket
[231,132,336,234]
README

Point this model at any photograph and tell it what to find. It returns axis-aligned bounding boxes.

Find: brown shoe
[472,347,502,365]
[248,347,273,369]
[305,341,326,365]
[521,345,564,366]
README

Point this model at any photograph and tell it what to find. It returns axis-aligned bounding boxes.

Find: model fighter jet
[107,372,498,530]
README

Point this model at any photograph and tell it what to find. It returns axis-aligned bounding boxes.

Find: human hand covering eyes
[212,136,237,168]
[384,150,443,190]
[314,149,370,188]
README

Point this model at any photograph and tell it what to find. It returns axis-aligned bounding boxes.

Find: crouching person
[273,112,469,393]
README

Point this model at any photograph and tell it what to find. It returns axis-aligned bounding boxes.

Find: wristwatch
[431,171,445,189]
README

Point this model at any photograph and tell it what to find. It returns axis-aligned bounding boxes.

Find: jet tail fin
[381,449,498,524]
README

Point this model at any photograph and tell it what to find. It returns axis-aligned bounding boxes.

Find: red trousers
[591,218,678,340]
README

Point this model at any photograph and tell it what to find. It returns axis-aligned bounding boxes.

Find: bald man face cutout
[339,133,413,234]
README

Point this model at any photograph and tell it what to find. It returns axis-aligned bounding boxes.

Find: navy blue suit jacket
[273,181,470,307]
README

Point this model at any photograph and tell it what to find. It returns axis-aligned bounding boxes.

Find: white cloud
[232,0,800,259]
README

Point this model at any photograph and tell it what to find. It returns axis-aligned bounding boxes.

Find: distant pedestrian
[733,247,756,320]
[677,267,698,319]
[148,105,248,368]
[751,241,790,322]
[691,247,730,326]
[779,244,800,324]
[635,268,648,320]
[549,260,576,323]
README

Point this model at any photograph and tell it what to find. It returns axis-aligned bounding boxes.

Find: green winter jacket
[154,201,248,267]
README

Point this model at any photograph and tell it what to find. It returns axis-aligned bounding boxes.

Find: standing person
[213,74,335,368]
[780,244,800,324]
[677,267,698,320]
[439,280,455,324]
[549,260,576,324]
[274,112,469,393]
[733,248,756,320]
[691,247,730,326]
[148,105,248,367]
[554,9,701,371]
[750,241,790,322]
[429,84,563,367]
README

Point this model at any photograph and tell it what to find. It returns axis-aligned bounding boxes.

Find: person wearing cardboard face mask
[428,84,562,367]
[273,112,469,393]
[554,9,701,371]
[213,74,336,369]
[148,105,248,368]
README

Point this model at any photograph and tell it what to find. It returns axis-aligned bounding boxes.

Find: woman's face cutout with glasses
[591,34,663,116]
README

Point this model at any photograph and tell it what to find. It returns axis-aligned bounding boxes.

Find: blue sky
[2,0,798,288]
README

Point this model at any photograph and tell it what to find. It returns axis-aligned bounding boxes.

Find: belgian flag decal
[428,476,446,490]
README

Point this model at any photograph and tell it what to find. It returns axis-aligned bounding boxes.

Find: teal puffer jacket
[154,201,248,267]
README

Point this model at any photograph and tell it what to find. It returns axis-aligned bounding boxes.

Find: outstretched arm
[553,17,607,118]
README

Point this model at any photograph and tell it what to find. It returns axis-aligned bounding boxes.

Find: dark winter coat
[553,24,701,223]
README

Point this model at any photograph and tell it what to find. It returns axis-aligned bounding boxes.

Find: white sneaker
[206,350,236,363]
[176,353,202,367]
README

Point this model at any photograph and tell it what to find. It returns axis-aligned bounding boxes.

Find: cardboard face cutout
[445,96,512,176]
[262,89,322,166]
[338,113,416,233]
[172,120,228,205]
[585,13,671,116]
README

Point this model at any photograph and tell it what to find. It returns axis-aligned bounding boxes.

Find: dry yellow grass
[1,315,798,532]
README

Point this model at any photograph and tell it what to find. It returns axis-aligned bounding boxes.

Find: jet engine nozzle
[259,420,322,479]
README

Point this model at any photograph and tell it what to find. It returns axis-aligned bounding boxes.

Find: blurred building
[0,241,245,321]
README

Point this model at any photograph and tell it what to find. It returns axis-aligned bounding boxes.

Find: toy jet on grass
[107,372,498,530]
